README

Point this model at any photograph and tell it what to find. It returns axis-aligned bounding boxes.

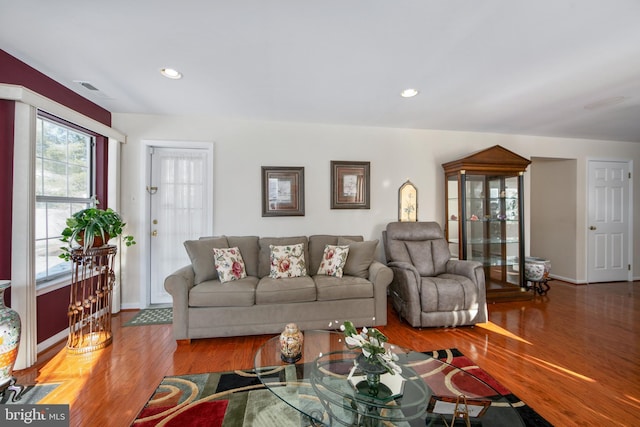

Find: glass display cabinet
[442,146,531,301]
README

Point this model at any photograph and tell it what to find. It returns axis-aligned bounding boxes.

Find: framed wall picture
[331,161,370,209]
[261,166,305,217]
[398,180,418,222]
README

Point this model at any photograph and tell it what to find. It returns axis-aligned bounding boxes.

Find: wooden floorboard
[13,280,640,426]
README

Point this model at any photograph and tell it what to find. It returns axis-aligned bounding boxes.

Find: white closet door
[587,160,631,283]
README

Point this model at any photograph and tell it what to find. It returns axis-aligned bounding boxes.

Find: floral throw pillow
[317,245,350,277]
[269,243,307,278]
[213,247,247,283]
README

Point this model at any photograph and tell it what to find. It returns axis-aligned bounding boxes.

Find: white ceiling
[2,0,640,142]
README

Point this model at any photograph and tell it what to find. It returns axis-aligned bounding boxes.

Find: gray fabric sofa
[164,234,393,342]
[383,222,488,328]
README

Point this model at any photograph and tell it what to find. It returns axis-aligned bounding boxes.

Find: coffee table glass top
[254,330,524,426]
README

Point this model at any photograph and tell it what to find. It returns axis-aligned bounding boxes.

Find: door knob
[589,226,597,230]
[152,230,158,237]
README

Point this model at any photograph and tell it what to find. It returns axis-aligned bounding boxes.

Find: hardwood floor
[13,280,640,426]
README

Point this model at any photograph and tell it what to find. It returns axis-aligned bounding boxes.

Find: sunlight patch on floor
[475,322,532,344]
[621,394,640,411]
[498,345,596,383]
[34,346,103,405]
[521,354,596,382]
[477,322,597,384]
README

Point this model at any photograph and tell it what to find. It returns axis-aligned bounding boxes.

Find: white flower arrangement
[341,321,402,375]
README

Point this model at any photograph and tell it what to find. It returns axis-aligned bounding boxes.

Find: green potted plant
[59,207,136,261]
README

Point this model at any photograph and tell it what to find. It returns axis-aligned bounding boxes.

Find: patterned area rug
[0,382,61,404]
[133,348,552,427]
[124,308,173,326]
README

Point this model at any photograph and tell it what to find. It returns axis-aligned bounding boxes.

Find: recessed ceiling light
[401,88,419,98]
[160,68,183,79]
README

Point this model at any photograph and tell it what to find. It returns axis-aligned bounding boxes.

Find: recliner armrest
[387,261,421,287]
[446,259,483,284]
[386,261,422,326]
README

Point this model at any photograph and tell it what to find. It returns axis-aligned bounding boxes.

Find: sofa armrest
[368,261,393,326]
[164,265,195,340]
[368,260,393,288]
[386,261,422,327]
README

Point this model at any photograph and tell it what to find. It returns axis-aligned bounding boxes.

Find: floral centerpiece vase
[341,321,402,400]
[355,353,389,397]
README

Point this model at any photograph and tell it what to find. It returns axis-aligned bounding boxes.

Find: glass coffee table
[254,330,524,426]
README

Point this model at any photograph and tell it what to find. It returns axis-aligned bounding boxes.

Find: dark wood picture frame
[261,166,305,217]
[330,161,370,209]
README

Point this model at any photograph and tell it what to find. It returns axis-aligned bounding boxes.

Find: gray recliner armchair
[383,222,488,327]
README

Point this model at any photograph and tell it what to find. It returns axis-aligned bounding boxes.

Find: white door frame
[586,158,633,283]
[139,139,214,308]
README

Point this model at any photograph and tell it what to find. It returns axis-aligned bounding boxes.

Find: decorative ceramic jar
[0,281,21,388]
[280,323,303,363]
[524,257,551,282]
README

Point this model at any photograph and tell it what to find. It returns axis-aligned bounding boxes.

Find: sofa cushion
[258,236,308,278]
[316,245,350,277]
[227,236,260,277]
[189,276,258,307]
[184,236,229,284]
[338,237,378,278]
[213,247,247,283]
[314,275,374,301]
[255,276,316,304]
[308,235,362,273]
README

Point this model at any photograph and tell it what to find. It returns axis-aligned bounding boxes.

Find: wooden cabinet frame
[442,146,531,301]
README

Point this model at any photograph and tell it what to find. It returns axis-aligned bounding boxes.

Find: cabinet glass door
[481,175,521,287]
[446,173,525,292]
[446,177,460,259]
[465,175,486,263]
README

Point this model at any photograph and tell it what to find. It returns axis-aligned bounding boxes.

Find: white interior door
[149,146,211,304]
[587,160,631,283]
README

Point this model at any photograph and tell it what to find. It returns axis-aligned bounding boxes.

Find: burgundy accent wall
[1,50,114,346]
[0,49,111,127]
[0,100,15,282]
[37,287,70,343]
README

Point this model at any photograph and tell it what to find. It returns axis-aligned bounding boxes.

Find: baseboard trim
[549,274,584,284]
[37,329,68,353]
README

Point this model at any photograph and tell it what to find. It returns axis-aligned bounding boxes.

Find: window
[35,113,95,283]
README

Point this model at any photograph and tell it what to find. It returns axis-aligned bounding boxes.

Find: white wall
[530,158,578,281]
[113,113,640,307]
